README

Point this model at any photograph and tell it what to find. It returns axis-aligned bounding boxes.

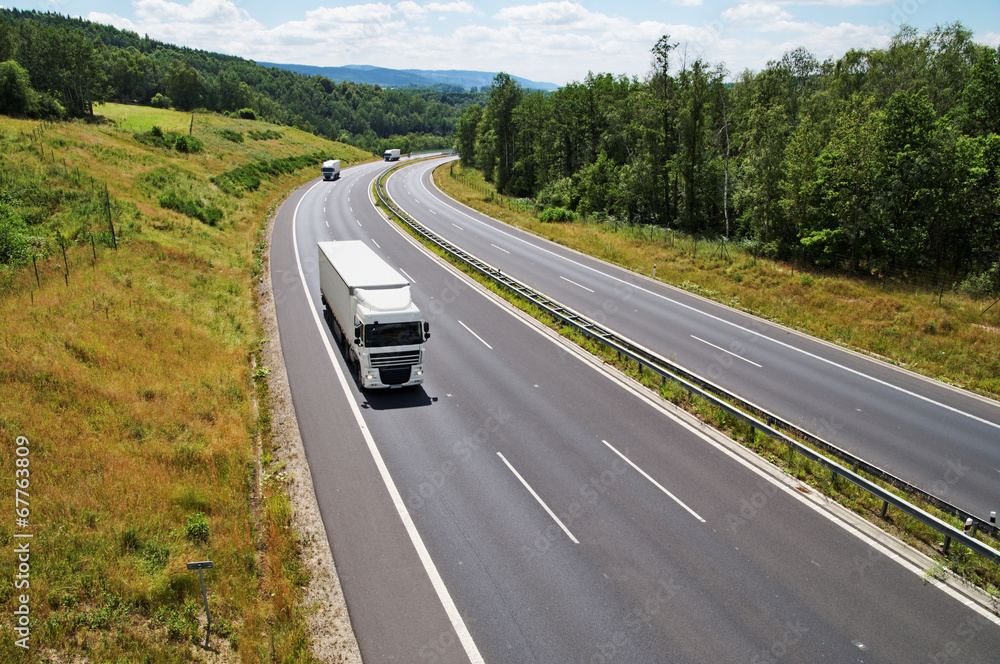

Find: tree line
[459,26,1000,289]
[0,9,482,154]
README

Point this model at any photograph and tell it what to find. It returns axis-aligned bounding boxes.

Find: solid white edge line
[413,160,1000,432]
[691,335,763,368]
[458,320,493,350]
[601,440,706,523]
[497,452,580,544]
[291,181,485,664]
[398,163,1000,624]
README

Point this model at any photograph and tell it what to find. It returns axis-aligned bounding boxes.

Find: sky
[5,0,1000,86]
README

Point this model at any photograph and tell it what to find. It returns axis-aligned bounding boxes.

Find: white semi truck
[383,148,401,161]
[318,241,429,388]
[321,159,341,181]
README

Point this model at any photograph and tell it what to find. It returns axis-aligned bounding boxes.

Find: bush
[135,127,174,149]
[536,177,577,211]
[174,135,204,153]
[184,512,210,544]
[218,129,244,143]
[159,191,223,226]
[0,205,32,265]
[958,263,999,298]
[150,93,172,109]
[248,129,281,140]
[539,206,578,223]
[235,108,257,120]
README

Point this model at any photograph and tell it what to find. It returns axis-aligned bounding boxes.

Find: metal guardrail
[375,167,1000,565]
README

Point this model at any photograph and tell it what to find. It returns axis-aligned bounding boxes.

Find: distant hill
[257,62,560,92]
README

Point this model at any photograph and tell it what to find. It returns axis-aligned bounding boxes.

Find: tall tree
[456,103,482,167]
[483,72,523,192]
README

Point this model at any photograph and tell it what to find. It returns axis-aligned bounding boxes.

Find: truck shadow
[360,388,436,410]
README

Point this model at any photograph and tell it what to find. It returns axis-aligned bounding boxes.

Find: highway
[385,157,1000,521]
[269,158,1000,662]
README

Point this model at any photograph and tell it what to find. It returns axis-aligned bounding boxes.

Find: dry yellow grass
[0,105,371,661]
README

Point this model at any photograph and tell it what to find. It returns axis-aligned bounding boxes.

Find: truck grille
[370,350,421,368]
[378,367,412,385]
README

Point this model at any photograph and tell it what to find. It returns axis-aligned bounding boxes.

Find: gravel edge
[257,202,363,663]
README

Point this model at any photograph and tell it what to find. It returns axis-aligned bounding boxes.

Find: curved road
[269,159,1000,663]
[386,157,1000,520]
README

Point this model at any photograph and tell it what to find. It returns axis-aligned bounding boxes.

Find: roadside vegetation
[0,103,370,661]
[428,161,1000,600]
[436,162,1000,400]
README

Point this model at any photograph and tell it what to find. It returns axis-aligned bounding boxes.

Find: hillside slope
[0,104,368,661]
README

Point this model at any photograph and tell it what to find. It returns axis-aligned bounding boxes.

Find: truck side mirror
[354,322,362,346]
[423,322,430,340]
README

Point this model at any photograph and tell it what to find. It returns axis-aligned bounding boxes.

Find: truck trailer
[318,241,429,388]
[321,159,341,181]
[383,148,401,161]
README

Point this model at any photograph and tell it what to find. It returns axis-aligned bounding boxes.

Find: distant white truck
[321,159,341,181]
[383,148,401,161]
[318,241,429,388]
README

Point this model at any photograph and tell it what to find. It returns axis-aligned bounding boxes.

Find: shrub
[218,129,244,143]
[248,129,281,140]
[150,93,172,109]
[134,127,174,149]
[184,512,210,544]
[235,108,257,120]
[957,263,999,298]
[539,206,578,223]
[174,135,204,153]
[159,191,223,226]
[0,205,32,265]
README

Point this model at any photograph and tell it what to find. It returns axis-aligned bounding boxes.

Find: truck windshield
[364,322,422,347]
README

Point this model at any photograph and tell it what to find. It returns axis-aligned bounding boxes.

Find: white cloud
[978,31,1000,47]
[790,0,893,5]
[76,0,946,86]
[425,1,475,13]
[132,0,250,24]
[723,3,793,23]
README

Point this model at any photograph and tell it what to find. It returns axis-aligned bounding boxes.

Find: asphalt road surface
[270,158,1000,663]
[385,157,1000,521]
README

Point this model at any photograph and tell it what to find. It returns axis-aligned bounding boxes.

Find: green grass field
[0,104,371,661]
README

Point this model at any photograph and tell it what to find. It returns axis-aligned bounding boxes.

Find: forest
[1,8,998,289]
[460,27,1000,290]
[0,8,481,154]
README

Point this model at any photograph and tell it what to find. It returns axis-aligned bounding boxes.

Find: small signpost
[186,561,213,648]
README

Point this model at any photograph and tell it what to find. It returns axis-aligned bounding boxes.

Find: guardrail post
[944,536,951,554]
[880,500,889,518]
